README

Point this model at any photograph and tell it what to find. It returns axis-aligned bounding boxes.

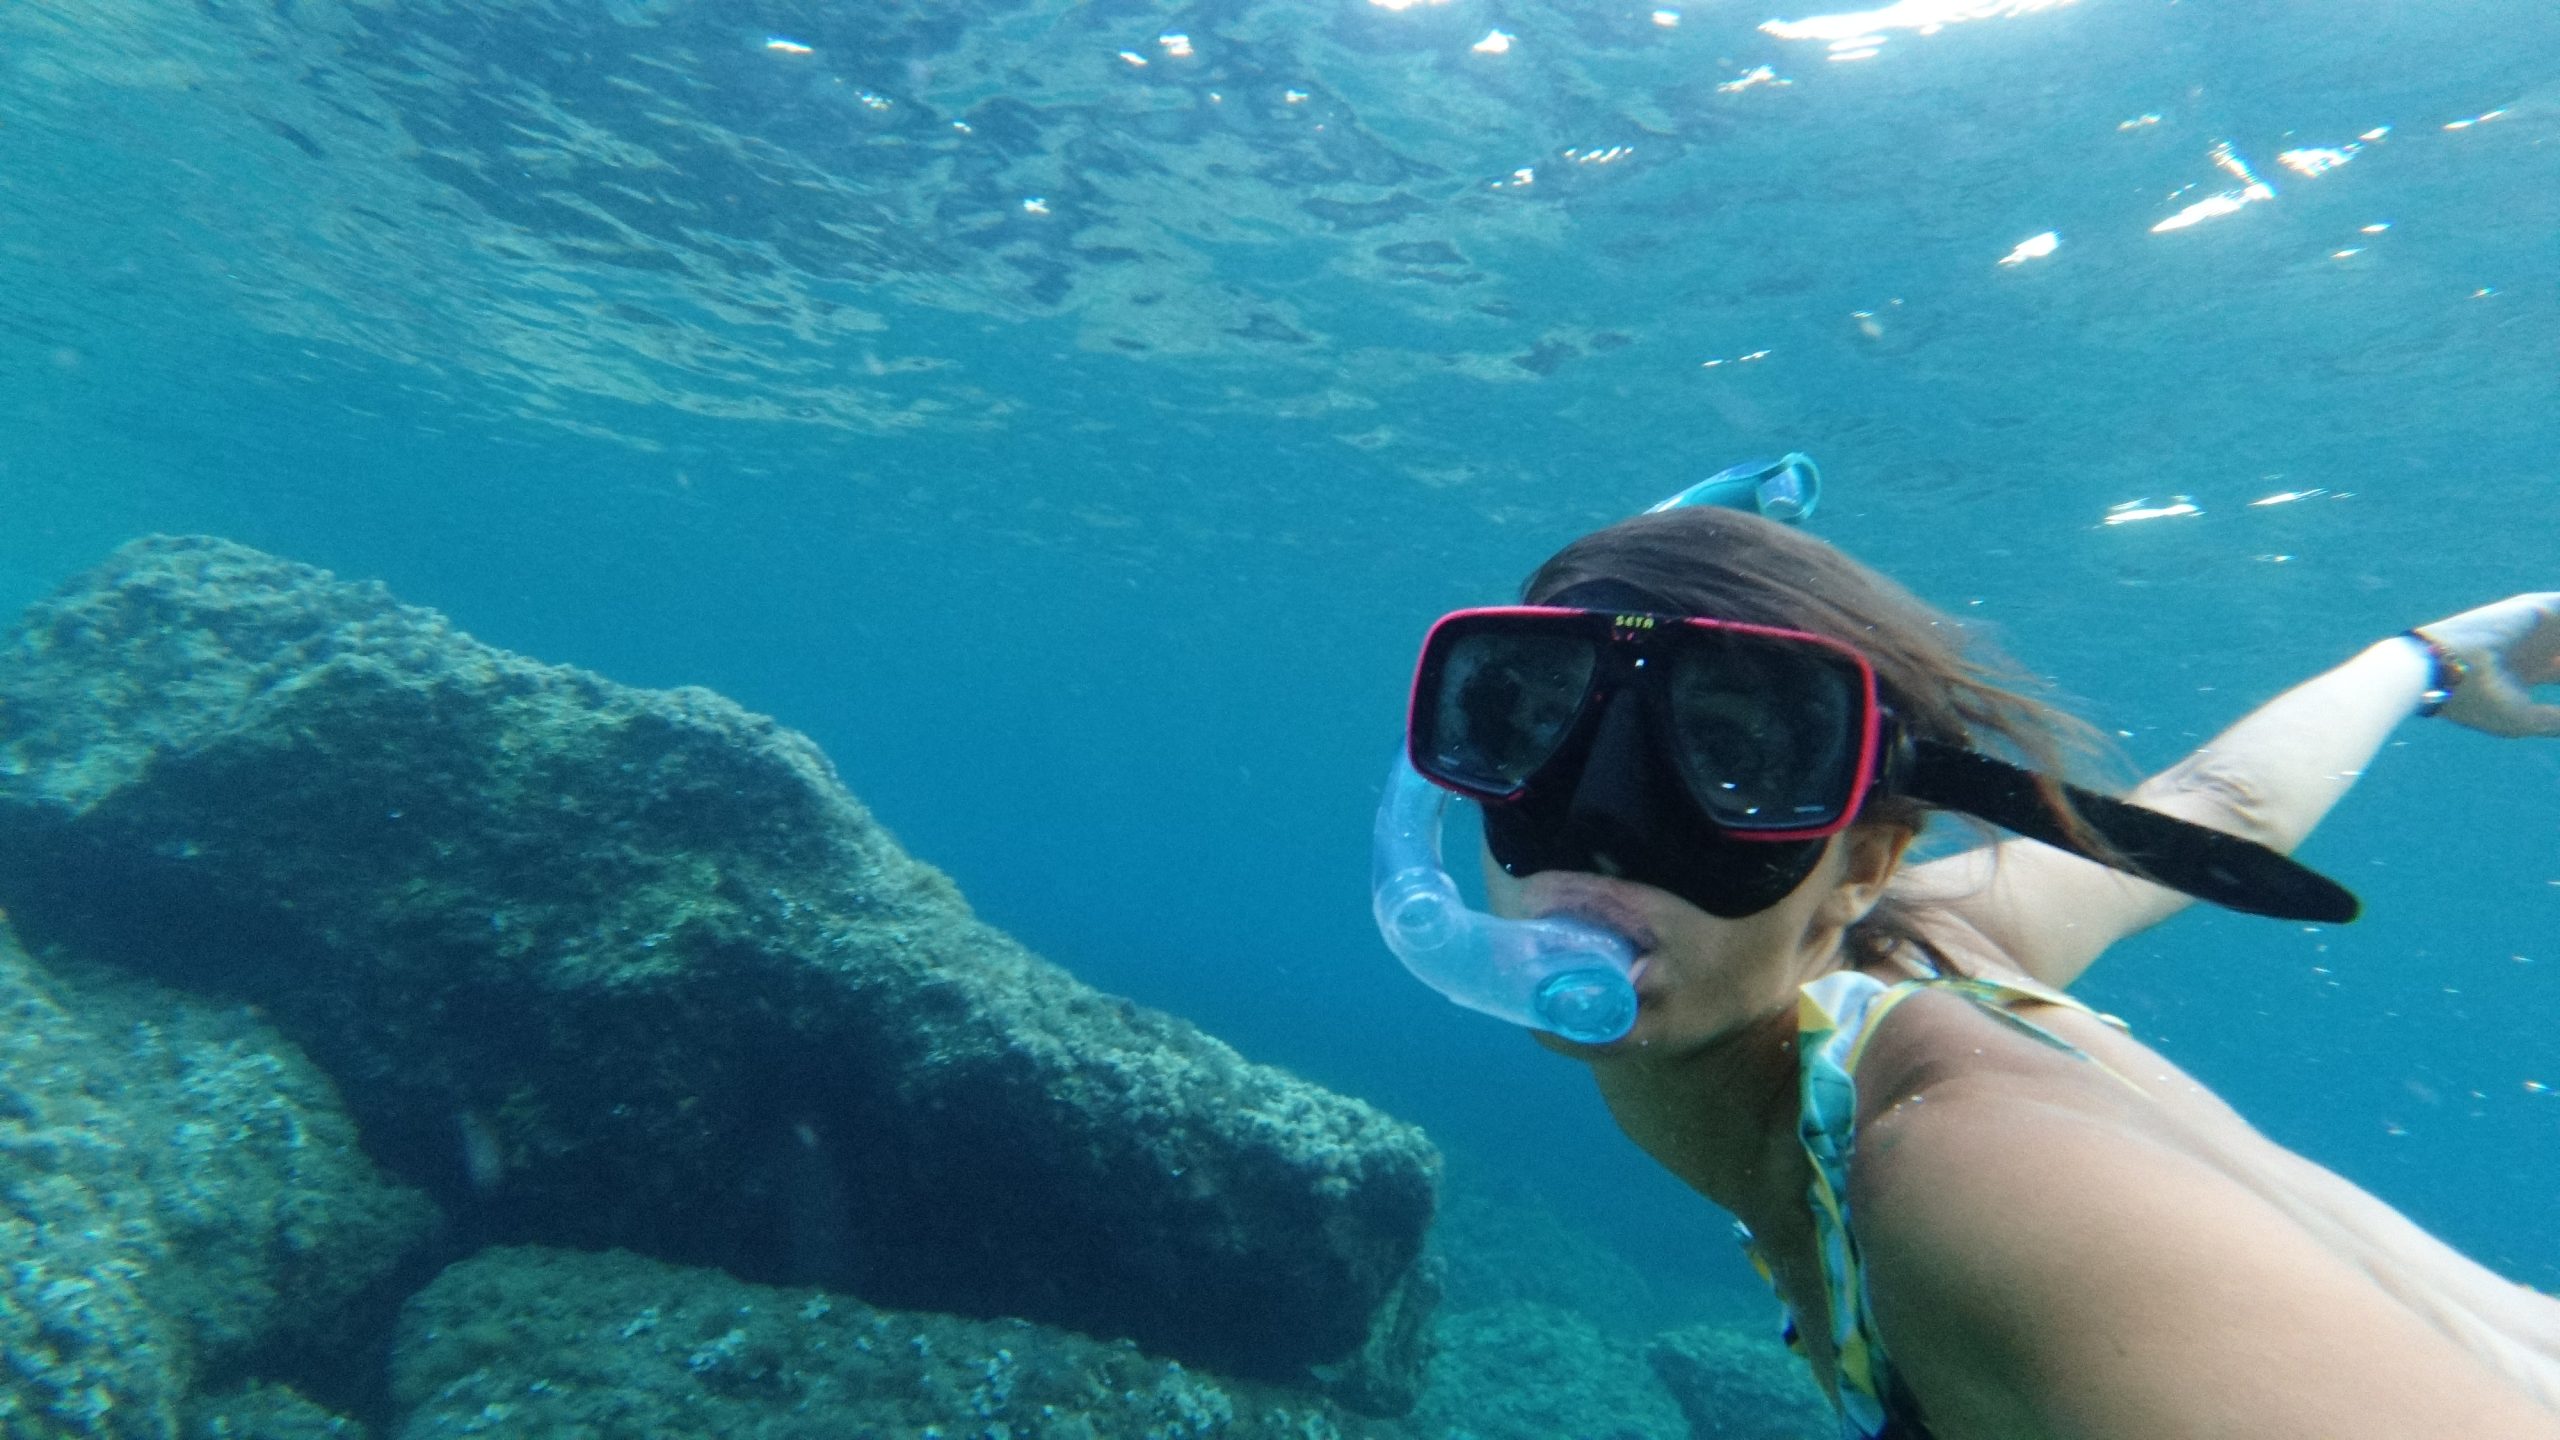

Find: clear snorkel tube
[1372,450,1818,1042]
[1372,752,1639,1044]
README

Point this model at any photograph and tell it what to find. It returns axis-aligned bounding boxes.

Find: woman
[1385,506,2560,1438]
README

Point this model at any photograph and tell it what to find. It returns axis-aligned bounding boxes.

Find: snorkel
[1370,452,1823,1044]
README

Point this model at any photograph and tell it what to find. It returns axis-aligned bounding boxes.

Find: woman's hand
[2416,592,2560,738]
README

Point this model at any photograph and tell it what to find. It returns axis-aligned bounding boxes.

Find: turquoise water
[5,0,2556,1324]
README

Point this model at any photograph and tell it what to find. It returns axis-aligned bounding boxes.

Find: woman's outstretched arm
[1900,592,2560,989]
[1852,1066,2560,1440]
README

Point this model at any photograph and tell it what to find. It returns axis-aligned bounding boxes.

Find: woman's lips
[1523,877,1661,956]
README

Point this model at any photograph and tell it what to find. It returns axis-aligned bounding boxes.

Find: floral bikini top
[1739,967,2130,1440]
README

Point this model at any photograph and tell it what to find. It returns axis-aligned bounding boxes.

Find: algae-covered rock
[390,1245,1370,1440]
[0,924,435,1439]
[0,536,1439,1401]
[1402,1302,1689,1440]
[1643,1323,1833,1440]
[183,1381,369,1440]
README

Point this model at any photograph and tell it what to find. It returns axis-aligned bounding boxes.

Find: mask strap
[1900,741,2359,923]
[1541,578,1680,613]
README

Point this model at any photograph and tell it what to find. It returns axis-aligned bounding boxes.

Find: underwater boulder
[1643,1322,1833,1440]
[1404,1302,1690,1440]
[0,921,436,1438]
[182,1381,373,1440]
[0,536,1440,1405]
[390,1245,1375,1440]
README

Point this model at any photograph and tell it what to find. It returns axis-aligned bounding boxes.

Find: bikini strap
[1791,970,1919,1437]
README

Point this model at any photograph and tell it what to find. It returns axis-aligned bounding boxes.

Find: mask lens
[1424,624,1598,794]
[1663,629,1865,831]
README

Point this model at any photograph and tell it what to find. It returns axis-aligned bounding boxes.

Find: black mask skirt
[1475,577,1826,918]
[1475,652,1829,919]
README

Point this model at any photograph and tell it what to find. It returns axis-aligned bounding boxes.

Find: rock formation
[0,536,1439,1408]
[392,1246,1356,1440]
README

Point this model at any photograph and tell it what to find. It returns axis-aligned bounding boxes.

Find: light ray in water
[2152,142,2276,232]
[1762,0,2078,54]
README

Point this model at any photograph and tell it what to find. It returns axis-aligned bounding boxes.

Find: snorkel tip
[1645,452,1821,525]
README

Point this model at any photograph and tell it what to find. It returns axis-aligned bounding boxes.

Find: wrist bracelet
[2403,629,2470,717]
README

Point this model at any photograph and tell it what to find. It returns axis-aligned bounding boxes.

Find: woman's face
[1485,822,1907,1058]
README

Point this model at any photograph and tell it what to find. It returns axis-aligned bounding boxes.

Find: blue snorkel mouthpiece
[1372,753,1639,1044]
[1645,452,1820,524]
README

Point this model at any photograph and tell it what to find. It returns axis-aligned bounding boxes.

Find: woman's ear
[1819,823,1916,929]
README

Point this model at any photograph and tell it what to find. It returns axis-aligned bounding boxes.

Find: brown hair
[1522,506,2110,972]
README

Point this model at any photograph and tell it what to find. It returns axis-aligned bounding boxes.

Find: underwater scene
[2,0,2556,1435]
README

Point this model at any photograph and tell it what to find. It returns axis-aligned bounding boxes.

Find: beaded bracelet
[2403,629,2471,718]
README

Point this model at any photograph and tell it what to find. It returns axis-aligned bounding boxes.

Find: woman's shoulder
[1833,1033,2165,1436]
[1842,969,2140,1149]
[1837,1045,2560,1439]
[1836,958,2184,1253]
[1833,981,2560,1440]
